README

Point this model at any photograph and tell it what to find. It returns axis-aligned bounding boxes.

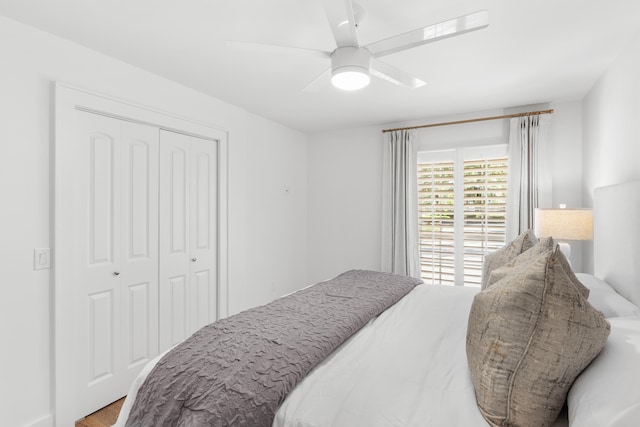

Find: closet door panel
[159,130,191,352]
[159,131,218,350]
[120,121,159,375]
[190,137,218,330]
[75,111,123,417]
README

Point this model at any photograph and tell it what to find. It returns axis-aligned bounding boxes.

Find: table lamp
[534,207,593,259]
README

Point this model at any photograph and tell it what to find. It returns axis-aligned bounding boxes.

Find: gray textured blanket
[125,270,421,427]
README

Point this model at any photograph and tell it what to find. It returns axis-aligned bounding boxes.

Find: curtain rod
[381,109,554,133]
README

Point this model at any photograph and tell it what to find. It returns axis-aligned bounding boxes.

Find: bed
[114,181,640,427]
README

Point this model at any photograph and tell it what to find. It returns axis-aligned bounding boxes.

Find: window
[417,146,508,286]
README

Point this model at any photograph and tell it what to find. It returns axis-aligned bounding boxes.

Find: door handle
[191,258,198,262]
[113,271,120,276]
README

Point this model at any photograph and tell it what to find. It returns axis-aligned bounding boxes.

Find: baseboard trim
[25,414,53,427]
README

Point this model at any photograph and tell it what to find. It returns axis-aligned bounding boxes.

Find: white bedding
[116,284,569,427]
[275,284,484,427]
[568,316,640,427]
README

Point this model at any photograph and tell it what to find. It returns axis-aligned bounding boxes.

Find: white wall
[239,113,308,310]
[0,16,307,427]
[582,30,640,273]
[307,101,584,284]
[547,102,585,269]
[307,126,384,283]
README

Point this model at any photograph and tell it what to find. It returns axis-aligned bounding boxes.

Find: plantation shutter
[418,146,508,286]
[418,160,455,285]
[462,157,508,286]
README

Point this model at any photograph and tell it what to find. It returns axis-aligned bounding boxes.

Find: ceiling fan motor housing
[331,46,372,90]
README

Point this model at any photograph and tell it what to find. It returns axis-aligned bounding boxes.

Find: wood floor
[75,398,125,427]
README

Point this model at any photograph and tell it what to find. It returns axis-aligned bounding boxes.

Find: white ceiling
[1,0,640,133]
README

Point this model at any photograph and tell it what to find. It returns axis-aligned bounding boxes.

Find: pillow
[487,240,590,300]
[576,273,640,318]
[554,246,590,299]
[466,248,610,427]
[568,316,640,427]
[484,236,555,288]
[481,229,537,290]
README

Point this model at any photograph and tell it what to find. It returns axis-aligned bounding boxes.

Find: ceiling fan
[227,1,489,91]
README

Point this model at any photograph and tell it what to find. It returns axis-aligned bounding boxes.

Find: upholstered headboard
[594,181,640,307]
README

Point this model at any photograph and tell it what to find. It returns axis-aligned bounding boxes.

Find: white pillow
[568,316,640,427]
[576,273,640,318]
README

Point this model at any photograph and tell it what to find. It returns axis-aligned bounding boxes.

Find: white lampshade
[534,208,593,240]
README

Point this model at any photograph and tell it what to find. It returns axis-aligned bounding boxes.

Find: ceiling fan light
[330,46,372,91]
[331,66,370,91]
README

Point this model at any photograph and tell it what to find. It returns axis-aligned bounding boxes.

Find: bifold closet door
[159,130,218,352]
[74,111,159,418]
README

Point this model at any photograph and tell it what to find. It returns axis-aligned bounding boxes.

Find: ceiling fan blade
[366,10,489,58]
[322,0,359,47]
[225,40,331,59]
[371,59,426,89]
[302,66,331,92]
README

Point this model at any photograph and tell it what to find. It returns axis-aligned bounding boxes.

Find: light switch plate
[34,248,51,270]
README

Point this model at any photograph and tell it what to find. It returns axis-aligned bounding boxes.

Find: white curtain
[506,114,552,240]
[381,130,420,277]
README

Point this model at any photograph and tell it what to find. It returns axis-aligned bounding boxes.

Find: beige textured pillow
[485,236,555,289]
[485,237,589,300]
[554,247,590,299]
[480,230,537,290]
[466,248,610,427]
[487,241,590,300]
